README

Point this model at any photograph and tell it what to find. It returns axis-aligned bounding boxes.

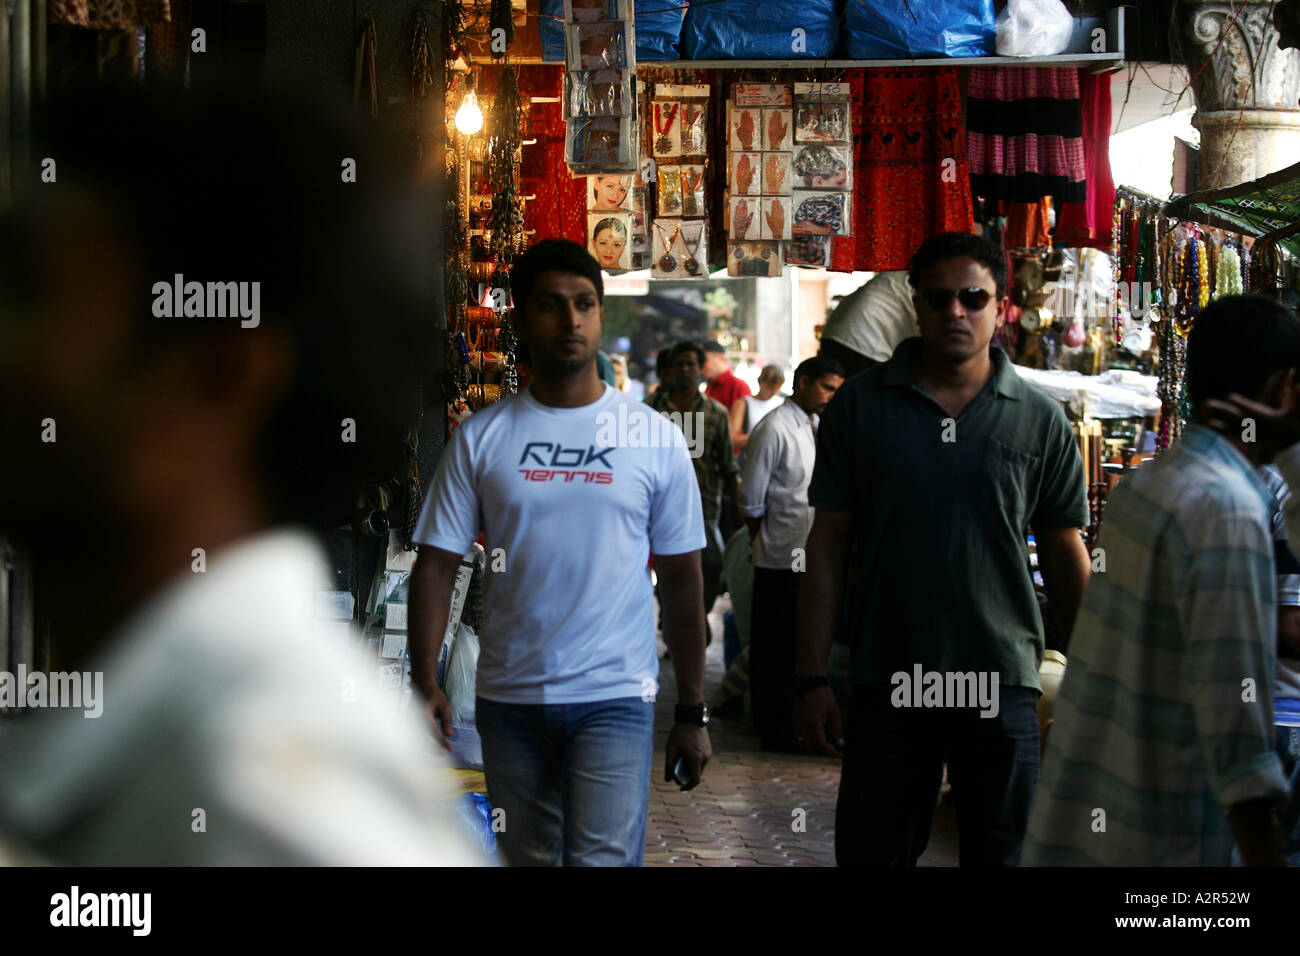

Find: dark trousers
[749,567,800,748]
[835,682,1040,867]
[818,338,878,380]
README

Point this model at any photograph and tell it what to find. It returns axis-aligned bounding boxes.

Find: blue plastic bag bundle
[539,0,685,62]
[682,0,837,60]
[633,0,685,61]
[844,0,996,59]
[458,793,500,861]
[539,0,566,62]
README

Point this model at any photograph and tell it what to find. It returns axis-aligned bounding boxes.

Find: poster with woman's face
[792,145,852,190]
[588,174,633,212]
[588,212,632,270]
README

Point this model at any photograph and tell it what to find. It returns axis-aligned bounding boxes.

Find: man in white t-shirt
[409,239,713,866]
[818,271,917,378]
[730,363,786,456]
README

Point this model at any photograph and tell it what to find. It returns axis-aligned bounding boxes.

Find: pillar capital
[1177,1,1300,187]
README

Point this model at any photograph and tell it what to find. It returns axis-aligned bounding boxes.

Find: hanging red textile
[829,68,974,273]
[507,66,587,246]
[1055,69,1115,250]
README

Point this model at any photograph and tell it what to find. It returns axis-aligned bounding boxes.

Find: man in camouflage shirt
[648,340,741,620]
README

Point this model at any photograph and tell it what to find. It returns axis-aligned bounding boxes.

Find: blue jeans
[475,696,654,866]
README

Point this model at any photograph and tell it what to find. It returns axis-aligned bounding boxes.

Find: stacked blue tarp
[539,0,685,62]
[681,0,838,59]
[844,0,996,59]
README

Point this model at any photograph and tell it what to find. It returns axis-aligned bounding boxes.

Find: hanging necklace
[681,221,704,276]
[681,105,704,153]
[654,221,682,273]
[654,102,680,154]
[679,166,702,216]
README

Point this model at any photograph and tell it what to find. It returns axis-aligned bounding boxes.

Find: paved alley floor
[647,596,958,867]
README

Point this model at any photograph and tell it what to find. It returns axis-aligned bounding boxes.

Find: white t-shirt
[0,531,483,865]
[742,393,785,433]
[820,271,917,363]
[414,384,705,704]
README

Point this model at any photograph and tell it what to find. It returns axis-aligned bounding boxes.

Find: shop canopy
[1164,160,1300,257]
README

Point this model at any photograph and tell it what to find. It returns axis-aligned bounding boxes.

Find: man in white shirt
[408,239,712,866]
[0,84,480,864]
[739,355,844,751]
[818,271,917,378]
[730,363,786,456]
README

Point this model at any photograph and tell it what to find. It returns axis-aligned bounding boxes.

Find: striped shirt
[1024,425,1293,866]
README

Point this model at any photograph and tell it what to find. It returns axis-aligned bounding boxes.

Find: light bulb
[455,90,484,135]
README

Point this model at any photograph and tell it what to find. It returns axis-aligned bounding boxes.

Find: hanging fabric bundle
[967,66,1087,204]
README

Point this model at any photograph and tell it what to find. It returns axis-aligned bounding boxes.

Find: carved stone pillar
[1179,1,1300,189]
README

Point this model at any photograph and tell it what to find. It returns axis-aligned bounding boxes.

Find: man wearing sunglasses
[795,232,1091,866]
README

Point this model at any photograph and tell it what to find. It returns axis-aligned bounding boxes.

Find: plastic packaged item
[567,21,631,70]
[656,164,683,216]
[543,0,681,61]
[729,240,782,277]
[569,69,632,116]
[682,0,836,59]
[793,86,850,144]
[996,0,1074,57]
[565,0,626,23]
[844,0,995,59]
[679,164,705,217]
[442,620,480,726]
[678,102,708,155]
[792,190,851,236]
[566,114,637,172]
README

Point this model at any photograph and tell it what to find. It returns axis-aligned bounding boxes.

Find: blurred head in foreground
[0,82,480,866]
[0,80,435,662]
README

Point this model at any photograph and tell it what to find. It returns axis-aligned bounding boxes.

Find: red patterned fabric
[1055,69,1116,250]
[829,68,974,273]
[513,66,587,245]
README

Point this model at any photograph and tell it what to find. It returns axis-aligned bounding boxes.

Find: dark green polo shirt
[808,338,1088,691]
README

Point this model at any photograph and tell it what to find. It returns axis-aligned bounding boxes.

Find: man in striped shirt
[1024,296,1299,866]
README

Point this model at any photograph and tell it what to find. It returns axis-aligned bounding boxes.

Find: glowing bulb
[455,90,484,135]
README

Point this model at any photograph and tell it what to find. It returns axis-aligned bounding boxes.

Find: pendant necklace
[681,221,704,276]
[654,102,680,154]
[679,166,702,216]
[655,221,682,273]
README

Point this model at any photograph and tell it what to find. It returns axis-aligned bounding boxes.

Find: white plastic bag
[442,621,480,726]
[995,0,1074,57]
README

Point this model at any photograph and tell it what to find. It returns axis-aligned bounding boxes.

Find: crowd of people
[2,84,1297,869]
[409,232,1300,868]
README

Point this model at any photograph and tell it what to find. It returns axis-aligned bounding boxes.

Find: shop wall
[262,1,449,614]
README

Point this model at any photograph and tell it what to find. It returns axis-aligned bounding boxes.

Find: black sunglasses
[919,286,993,312]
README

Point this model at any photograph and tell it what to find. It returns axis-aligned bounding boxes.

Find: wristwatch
[674,703,710,727]
[792,675,830,696]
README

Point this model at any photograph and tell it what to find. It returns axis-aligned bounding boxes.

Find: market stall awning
[1163,160,1300,256]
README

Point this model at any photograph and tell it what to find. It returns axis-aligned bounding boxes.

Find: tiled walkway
[647,597,958,867]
